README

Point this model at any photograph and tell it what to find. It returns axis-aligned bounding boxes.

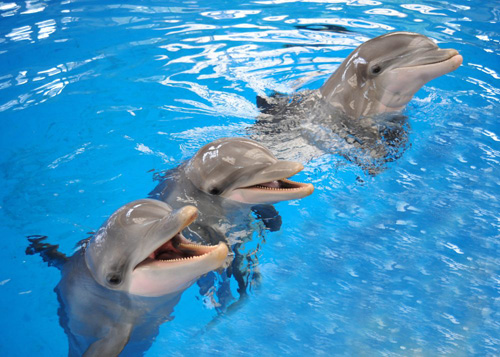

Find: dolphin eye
[371,65,382,75]
[106,274,122,286]
[209,187,221,195]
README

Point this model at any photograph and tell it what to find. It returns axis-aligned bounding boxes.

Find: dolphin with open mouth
[150,137,314,243]
[26,199,228,356]
[184,137,314,204]
[252,31,463,173]
[150,137,314,308]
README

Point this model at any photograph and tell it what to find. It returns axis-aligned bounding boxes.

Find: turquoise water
[1,0,499,355]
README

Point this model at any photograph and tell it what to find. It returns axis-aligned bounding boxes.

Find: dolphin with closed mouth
[149,137,314,308]
[252,31,463,173]
[320,31,463,118]
[26,199,228,356]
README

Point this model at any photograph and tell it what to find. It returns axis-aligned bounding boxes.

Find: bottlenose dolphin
[27,199,228,356]
[151,137,314,241]
[320,31,463,118]
[252,31,463,173]
[149,137,314,308]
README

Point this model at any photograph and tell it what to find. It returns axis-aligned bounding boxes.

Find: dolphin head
[185,137,314,204]
[84,199,228,297]
[320,31,463,118]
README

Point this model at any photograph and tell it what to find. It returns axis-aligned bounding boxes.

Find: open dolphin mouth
[126,204,228,297]
[135,232,220,268]
[245,177,311,192]
[133,208,227,271]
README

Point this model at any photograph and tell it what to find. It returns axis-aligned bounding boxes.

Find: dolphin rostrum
[184,137,314,204]
[252,31,463,173]
[26,199,228,356]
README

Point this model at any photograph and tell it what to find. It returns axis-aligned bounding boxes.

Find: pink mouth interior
[146,234,201,261]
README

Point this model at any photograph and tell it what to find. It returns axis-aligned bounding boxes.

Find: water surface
[0,0,499,355]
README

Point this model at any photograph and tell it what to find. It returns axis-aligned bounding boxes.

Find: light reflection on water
[0,0,499,355]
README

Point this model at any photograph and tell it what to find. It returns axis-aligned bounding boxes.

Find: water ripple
[0,0,499,355]
[400,4,447,16]
[0,55,103,112]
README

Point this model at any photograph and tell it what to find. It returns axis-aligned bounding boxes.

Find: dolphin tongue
[147,234,213,262]
[154,240,186,260]
[259,180,280,188]
[149,236,189,261]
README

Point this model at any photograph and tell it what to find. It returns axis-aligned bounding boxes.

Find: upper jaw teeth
[148,233,219,263]
[250,178,305,191]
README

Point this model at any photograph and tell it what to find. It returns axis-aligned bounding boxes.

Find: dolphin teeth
[158,250,212,263]
[147,232,219,264]
[252,178,306,191]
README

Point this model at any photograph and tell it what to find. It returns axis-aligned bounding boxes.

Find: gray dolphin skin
[320,31,463,118]
[150,137,314,307]
[252,31,463,173]
[27,199,228,356]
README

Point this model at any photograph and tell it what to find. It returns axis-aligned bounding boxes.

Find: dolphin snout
[175,206,198,227]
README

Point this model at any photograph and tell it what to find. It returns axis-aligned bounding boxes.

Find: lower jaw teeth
[157,252,209,262]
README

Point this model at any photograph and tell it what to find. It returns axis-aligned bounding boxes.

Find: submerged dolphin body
[150,137,314,306]
[27,199,228,356]
[252,32,463,173]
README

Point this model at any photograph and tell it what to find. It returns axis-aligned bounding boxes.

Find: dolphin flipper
[83,323,133,357]
[256,92,291,117]
[148,167,183,200]
[26,235,68,270]
[251,204,282,232]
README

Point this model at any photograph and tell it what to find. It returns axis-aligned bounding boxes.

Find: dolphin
[320,31,463,118]
[149,137,314,308]
[184,137,315,204]
[252,31,463,173]
[26,199,228,356]
[150,137,314,242]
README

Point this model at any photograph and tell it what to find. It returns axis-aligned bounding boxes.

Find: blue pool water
[1,0,499,355]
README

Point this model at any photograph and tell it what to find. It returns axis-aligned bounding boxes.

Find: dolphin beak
[375,47,462,112]
[177,205,198,229]
[399,47,463,80]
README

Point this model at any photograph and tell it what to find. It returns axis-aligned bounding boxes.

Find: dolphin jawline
[242,177,312,192]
